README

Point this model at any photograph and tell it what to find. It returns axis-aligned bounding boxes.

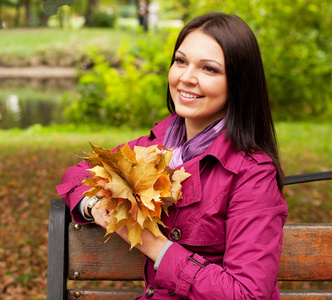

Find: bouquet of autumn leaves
[81,143,191,248]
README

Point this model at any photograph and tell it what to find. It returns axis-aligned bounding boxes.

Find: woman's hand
[116,226,168,262]
[84,194,108,228]
[85,195,168,262]
[91,200,108,229]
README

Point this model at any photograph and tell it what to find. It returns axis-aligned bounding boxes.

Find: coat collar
[149,114,246,207]
[150,113,244,175]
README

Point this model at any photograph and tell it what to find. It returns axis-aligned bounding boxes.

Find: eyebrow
[176,50,224,69]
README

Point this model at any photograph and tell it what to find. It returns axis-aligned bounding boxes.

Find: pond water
[0,78,77,129]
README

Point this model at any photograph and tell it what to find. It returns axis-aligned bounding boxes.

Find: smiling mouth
[180,91,203,99]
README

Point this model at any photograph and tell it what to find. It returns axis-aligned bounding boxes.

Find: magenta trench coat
[57,114,288,300]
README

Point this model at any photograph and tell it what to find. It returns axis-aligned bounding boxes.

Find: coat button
[146,287,154,298]
[170,228,181,240]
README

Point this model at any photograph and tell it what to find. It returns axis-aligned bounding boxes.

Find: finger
[94,214,108,229]
[99,210,109,228]
[94,212,107,228]
[92,206,108,229]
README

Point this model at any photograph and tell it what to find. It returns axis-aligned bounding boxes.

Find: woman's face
[168,30,228,131]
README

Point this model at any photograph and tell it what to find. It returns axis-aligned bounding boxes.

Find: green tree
[159,0,192,22]
[181,0,332,120]
[0,0,49,27]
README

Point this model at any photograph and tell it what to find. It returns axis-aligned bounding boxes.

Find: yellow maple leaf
[171,166,191,201]
[82,143,191,248]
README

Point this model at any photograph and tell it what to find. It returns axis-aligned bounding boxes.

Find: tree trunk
[42,14,49,26]
[84,0,100,27]
[24,0,30,26]
[15,3,21,27]
[58,6,63,28]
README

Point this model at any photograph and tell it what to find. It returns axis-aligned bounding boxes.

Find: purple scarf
[163,114,226,168]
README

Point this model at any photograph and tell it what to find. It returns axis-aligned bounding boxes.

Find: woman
[57,12,288,299]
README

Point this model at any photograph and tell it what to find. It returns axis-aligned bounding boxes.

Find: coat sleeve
[154,162,288,299]
[56,160,93,224]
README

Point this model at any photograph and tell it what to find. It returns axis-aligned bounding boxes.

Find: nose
[180,66,198,85]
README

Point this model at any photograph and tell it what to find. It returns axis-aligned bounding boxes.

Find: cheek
[168,65,179,89]
[204,78,228,99]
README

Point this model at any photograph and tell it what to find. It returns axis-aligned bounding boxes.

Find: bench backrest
[47,171,332,300]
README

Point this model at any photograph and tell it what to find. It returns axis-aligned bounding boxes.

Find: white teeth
[180,91,199,98]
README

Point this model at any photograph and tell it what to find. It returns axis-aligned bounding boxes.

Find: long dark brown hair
[167,12,284,189]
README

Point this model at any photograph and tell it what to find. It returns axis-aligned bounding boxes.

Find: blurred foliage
[0,0,47,27]
[118,4,137,18]
[89,10,117,27]
[64,30,178,127]
[0,0,118,28]
[43,0,74,16]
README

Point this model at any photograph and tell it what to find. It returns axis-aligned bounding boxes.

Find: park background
[0,0,331,299]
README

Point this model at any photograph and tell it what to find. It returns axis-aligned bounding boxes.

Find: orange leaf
[81,143,191,248]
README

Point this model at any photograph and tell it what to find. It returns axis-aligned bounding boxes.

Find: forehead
[177,30,224,62]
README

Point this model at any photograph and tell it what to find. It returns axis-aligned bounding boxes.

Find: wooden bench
[47,171,332,300]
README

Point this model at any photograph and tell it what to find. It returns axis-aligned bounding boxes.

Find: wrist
[79,196,92,220]
[136,230,168,262]
[85,196,103,218]
[154,240,173,270]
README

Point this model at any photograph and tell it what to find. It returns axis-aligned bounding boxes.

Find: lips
[180,91,200,98]
[178,90,203,102]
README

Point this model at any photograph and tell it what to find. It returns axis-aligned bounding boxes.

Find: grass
[0,27,140,67]
[2,121,331,173]
[1,27,129,55]
[275,121,332,224]
[276,122,332,175]
[0,123,149,153]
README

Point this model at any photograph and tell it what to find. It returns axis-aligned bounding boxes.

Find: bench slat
[279,224,332,281]
[68,222,332,281]
[66,289,332,300]
[68,289,143,300]
[67,289,332,300]
[68,223,145,280]
[280,290,332,300]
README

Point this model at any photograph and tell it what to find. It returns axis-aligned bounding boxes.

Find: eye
[174,57,186,65]
[203,65,219,74]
